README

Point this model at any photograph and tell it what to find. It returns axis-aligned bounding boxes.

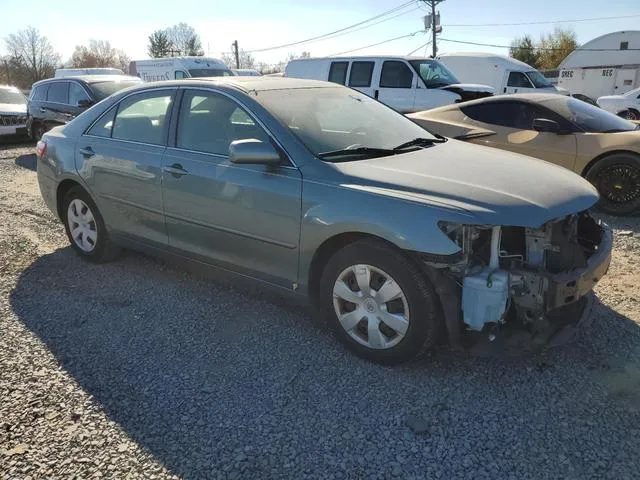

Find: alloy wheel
[67,199,98,252]
[596,164,640,205]
[332,264,409,350]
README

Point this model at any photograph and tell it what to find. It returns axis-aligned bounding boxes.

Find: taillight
[36,140,47,158]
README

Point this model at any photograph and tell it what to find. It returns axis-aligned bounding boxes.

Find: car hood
[439,83,495,94]
[333,140,599,228]
[0,103,27,114]
[597,95,626,103]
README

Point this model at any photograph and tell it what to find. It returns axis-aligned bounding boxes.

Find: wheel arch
[580,149,640,178]
[307,232,401,307]
[56,179,97,221]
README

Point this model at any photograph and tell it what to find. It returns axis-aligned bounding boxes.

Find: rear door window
[69,82,91,106]
[380,61,413,88]
[47,82,69,104]
[328,61,348,85]
[507,72,533,88]
[348,61,375,87]
[111,90,174,145]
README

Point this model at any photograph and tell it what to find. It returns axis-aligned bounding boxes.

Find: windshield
[526,70,553,88]
[89,80,143,101]
[549,97,638,133]
[409,60,459,88]
[254,87,438,158]
[188,69,234,78]
[0,88,26,105]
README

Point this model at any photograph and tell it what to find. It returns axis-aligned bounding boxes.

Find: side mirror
[532,118,561,134]
[229,139,281,165]
[77,99,93,108]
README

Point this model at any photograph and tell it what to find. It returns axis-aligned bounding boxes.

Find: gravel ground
[1,141,639,479]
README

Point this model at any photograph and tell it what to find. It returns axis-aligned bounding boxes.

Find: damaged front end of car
[424,211,612,349]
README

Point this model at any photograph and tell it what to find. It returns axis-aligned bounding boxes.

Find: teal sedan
[36,77,611,364]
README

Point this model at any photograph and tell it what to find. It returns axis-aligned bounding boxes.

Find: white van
[55,68,125,77]
[129,57,232,82]
[285,56,493,113]
[437,52,568,95]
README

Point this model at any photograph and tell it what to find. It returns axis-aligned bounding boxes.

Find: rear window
[348,62,374,88]
[328,62,348,85]
[88,80,143,101]
[47,82,68,103]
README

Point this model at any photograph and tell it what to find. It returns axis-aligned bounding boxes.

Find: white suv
[0,85,28,138]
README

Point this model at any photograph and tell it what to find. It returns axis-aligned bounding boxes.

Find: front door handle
[79,147,94,158]
[39,107,47,113]
[374,89,379,99]
[163,163,188,177]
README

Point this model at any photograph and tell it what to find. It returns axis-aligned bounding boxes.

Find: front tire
[319,239,443,365]
[586,153,640,215]
[62,186,119,262]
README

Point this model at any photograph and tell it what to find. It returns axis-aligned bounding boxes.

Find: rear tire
[586,153,640,215]
[618,109,639,121]
[62,186,120,262]
[32,122,47,141]
[318,239,443,365]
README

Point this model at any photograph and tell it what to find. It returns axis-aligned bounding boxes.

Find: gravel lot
[1,140,639,479]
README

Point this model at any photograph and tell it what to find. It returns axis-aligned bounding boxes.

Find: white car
[0,85,28,138]
[597,87,640,120]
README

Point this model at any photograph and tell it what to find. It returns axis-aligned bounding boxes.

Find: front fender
[298,181,472,291]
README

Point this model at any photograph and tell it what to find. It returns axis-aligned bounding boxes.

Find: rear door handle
[163,163,188,177]
[79,147,94,158]
[39,107,47,113]
[374,89,379,100]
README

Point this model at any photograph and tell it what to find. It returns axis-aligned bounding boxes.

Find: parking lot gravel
[1,140,639,479]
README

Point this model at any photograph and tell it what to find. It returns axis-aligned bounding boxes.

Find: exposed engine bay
[434,211,612,338]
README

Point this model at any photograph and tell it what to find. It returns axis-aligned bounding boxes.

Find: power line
[330,31,424,56]
[438,37,640,51]
[407,40,431,56]
[443,13,640,27]
[243,0,418,53]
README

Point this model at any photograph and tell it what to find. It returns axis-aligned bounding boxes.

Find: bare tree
[221,49,256,69]
[165,23,203,56]
[70,40,129,71]
[4,27,60,84]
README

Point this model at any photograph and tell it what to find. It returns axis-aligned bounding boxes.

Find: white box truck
[129,57,232,82]
[437,52,568,95]
[285,56,494,113]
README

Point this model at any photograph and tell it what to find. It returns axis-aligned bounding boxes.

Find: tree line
[509,27,579,70]
[1,23,580,90]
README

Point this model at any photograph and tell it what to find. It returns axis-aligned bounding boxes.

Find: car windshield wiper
[318,146,395,160]
[393,136,447,151]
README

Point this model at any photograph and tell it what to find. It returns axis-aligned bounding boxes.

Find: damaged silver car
[36,77,612,364]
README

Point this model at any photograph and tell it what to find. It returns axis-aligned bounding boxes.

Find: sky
[1,0,639,67]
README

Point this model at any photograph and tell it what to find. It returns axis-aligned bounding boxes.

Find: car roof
[0,85,21,91]
[33,75,141,86]
[124,76,339,93]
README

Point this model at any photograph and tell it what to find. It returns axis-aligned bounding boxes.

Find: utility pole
[232,40,240,69]
[422,0,444,58]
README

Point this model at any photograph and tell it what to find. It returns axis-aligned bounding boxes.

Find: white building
[558,30,640,100]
